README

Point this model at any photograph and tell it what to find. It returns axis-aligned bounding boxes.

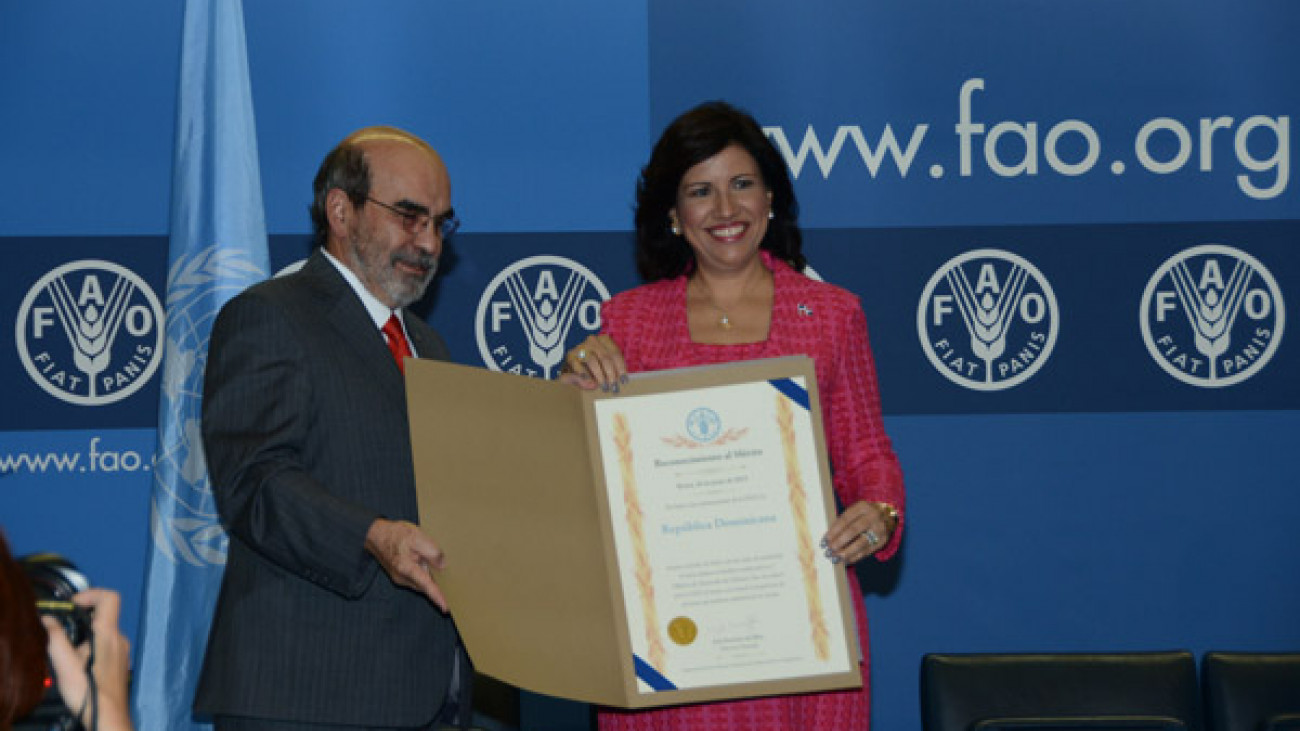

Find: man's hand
[365,518,449,612]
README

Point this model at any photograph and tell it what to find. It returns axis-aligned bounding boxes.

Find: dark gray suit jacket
[195,251,468,726]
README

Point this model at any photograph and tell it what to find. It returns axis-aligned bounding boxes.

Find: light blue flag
[133,0,269,729]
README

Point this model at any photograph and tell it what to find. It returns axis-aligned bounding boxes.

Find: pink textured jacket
[598,251,905,731]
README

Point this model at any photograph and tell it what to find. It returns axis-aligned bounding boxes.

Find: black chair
[1202,652,1300,731]
[921,651,1201,731]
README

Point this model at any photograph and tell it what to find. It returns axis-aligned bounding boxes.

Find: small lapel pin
[797,303,813,317]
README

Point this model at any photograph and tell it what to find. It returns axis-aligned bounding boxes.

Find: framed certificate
[406,356,861,709]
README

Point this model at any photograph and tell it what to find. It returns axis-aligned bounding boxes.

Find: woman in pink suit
[562,101,906,730]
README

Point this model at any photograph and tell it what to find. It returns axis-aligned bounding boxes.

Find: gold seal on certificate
[668,617,698,646]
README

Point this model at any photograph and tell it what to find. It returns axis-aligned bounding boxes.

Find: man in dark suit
[196,126,471,729]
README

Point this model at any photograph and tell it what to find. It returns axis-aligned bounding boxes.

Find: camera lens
[20,553,92,646]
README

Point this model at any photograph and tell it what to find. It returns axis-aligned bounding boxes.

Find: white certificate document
[592,360,855,694]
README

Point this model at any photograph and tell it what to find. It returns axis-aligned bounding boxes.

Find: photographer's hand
[43,588,134,731]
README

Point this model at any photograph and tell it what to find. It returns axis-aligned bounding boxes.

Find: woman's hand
[558,334,628,391]
[821,500,899,565]
[43,588,134,731]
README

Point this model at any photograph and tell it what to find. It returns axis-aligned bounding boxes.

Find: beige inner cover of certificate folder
[405,355,861,708]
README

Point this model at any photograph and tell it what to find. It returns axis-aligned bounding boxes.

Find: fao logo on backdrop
[1140,244,1284,388]
[476,255,610,378]
[15,260,165,405]
[917,249,1059,391]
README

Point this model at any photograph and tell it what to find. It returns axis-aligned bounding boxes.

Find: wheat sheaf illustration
[776,395,830,661]
[614,412,666,674]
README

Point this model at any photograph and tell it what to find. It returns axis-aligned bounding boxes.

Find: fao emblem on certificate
[685,407,722,443]
[662,406,748,449]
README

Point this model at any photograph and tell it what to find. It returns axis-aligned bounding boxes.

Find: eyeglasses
[365,197,460,239]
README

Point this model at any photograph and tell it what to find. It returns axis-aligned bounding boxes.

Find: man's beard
[386,250,439,307]
[381,251,439,309]
[347,231,439,309]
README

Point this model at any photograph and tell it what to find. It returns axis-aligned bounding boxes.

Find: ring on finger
[862,529,880,547]
[577,349,587,361]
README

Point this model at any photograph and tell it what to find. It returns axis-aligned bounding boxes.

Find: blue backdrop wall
[2,2,1297,730]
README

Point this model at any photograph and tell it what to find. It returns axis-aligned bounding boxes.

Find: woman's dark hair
[0,531,48,728]
[634,100,804,281]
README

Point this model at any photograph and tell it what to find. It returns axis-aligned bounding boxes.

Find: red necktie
[382,313,412,373]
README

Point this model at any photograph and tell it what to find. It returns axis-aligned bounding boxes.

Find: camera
[21,552,92,646]
[15,553,92,731]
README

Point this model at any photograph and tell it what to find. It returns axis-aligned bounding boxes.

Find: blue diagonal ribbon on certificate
[769,378,810,410]
[633,654,678,691]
